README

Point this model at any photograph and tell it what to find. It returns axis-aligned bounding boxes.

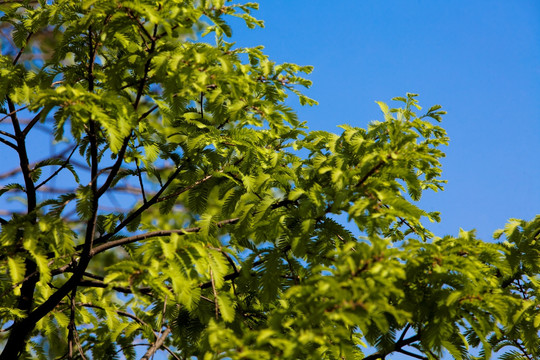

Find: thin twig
[357,160,385,188]
[200,92,204,120]
[12,31,32,65]
[89,217,239,256]
[159,296,168,336]
[383,204,419,235]
[212,248,239,279]
[363,334,421,360]
[94,20,158,200]
[22,110,44,137]
[67,288,77,360]
[0,136,17,150]
[139,104,159,121]
[134,21,157,108]
[74,327,87,360]
[0,146,79,180]
[514,339,533,360]
[35,145,78,190]
[210,268,219,320]
[104,163,182,228]
[96,137,131,198]
[200,295,216,304]
[79,303,152,330]
[74,262,262,297]
[398,324,411,342]
[155,173,215,204]
[113,343,151,358]
[0,324,13,333]
[0,106,28,124]
[162,345,182,360]
[77,279,146,295]
[80,24,99,260]
[0,129,16,139]
[124,8,153,43]
[396,349,427,360]
[285,255,299,285]
[136,159,147,203]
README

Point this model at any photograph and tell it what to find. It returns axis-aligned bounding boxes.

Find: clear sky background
[229,0,540,242]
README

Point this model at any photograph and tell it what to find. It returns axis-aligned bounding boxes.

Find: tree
[0,1,539,359]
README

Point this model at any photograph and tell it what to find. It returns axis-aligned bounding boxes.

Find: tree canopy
[0,1,539,359]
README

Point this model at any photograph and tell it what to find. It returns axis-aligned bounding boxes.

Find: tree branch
[209,268,219,319]
[78,279,148,295]
[67,288,77,360]
[90,217,239,256]
[155,173,215,203]
[140,328,171,360]
[139,104,159,121]
[124,8,154,44]
[135,159,147,203]
[0,28,100,360]
[73,257,264,296]
[162,345,182,360]
[396,348,427,360]
[0,129,16,139]
[96,136,130,199]
[79,303,152,330]
[357,159,385,188]
[96,21,157,200]
[0,136,18,150]
[74,329,88,360]
[0,97,39,359]
[12,31,32,65]
[134,22,158,108]
[6,98,36,211]
[79,24,99,264]
[0,146,79,180]
[363,334,421,360]
[398,324,411,343]
[21,110,45,137]
[0,105,28,124]
[35,145,78,190]
[514,339,533,360]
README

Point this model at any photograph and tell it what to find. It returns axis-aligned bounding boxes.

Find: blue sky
[230,0,540,241]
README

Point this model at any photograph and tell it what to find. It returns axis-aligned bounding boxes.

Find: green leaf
[7,257,26,285]
[375,101,389,115]
[216,293,235,322]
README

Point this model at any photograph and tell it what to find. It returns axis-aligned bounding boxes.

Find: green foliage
[0,1,538,359]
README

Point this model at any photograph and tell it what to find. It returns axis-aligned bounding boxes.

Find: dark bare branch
[155,173,215,203]
[12,31,32,65]
[21,110,44,137]
[0,136,18,150]
[0,146,79,180]
[363,334,421,360]
[396,349,428,360]
[136,159,147,203]
[0,96,39,358]
[67,288,77,360]
[35,145,78,190]
[0,105,28,124]
[0,129,16,139]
